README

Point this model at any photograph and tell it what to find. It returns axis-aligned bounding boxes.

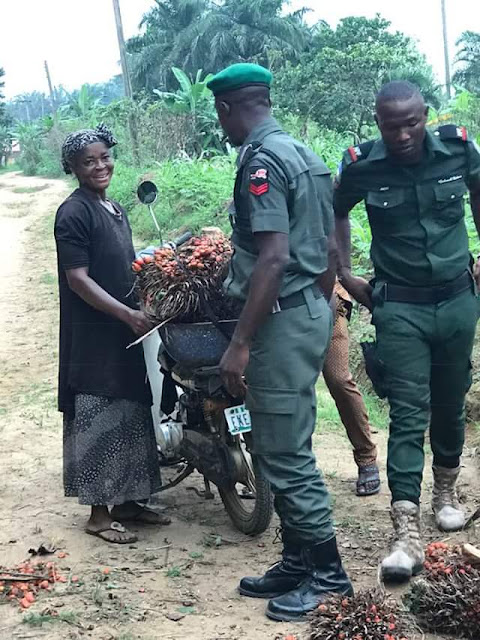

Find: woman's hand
[125,309,153,337]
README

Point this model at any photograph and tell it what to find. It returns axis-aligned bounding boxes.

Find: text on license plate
[224,404,252,435]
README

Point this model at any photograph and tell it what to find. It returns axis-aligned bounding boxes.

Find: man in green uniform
[334,80,480,583]
[207,63,353,621]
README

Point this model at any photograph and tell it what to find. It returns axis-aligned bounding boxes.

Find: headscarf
[61,123,117,174]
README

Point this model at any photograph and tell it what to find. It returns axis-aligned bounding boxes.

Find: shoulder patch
[343,140,375,166]
[437,124,468,142]
[249,167,269,196]
[347,146,362,164]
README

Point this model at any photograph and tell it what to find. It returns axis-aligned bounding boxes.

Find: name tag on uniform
[438,175,463,184]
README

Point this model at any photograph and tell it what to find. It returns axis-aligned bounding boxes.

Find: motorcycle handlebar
[137,232,192,259]
[173,231,192,247]
[162,231,192,250]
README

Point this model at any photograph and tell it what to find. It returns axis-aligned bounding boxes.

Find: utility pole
[112,0,139,164]
[441,0,452,99]
[112,0,133,99]
[44,60,57,113]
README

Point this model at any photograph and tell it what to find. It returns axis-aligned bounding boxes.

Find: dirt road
[0,172,477,640]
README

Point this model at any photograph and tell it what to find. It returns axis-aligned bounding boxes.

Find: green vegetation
[0,65,13,166]
[316,379,389,433]
[166,565,182,577]
[12,184,49,194]
[3,8,479,278]
[22,610,77,627]
[275,15,440,139]
[126,0,308,91]
[454,31,480,95]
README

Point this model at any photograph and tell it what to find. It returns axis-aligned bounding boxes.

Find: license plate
[224,404,252,435]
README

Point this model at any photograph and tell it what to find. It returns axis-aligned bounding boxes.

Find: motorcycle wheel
[218,435,273,535]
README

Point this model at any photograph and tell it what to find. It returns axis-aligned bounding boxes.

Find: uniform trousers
[372,286,478,504]
[245,289,334,543]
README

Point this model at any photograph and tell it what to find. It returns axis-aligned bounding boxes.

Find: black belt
[382,271,471,304]
[277,285,323,311]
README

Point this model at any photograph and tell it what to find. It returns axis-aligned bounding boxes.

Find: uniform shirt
[224,117,333,300]
[334,128,480,286]
[55,187,152,415]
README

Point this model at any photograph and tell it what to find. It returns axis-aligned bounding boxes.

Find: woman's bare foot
[86,506,138,543]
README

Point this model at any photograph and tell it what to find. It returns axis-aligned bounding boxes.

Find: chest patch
[249,168,269,196]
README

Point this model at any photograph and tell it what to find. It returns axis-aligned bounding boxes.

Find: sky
[0,0,478,100]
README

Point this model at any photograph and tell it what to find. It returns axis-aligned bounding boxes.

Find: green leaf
[177,606,195,614]
[172,67,192,96]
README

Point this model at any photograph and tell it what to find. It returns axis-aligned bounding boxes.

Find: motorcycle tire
[218,441,273,535]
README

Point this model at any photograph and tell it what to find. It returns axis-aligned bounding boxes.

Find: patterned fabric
[64,394,161,506]
[334,280,353,321]
[61,124,117,174]
[323,314,377,467]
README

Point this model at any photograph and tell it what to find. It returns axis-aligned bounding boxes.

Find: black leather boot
[266,536,353,621]
[238,533,307,599]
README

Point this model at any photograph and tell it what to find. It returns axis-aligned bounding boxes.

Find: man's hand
[340,272,373,311]
[126,309,153,337]
[474,256,480,290]
[220,341,250,400]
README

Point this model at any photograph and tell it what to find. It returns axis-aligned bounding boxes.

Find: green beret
[207,63,272,97]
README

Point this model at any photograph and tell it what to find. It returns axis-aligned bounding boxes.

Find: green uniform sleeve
[466,139,480,189]
[333,157,364,214]
[244,158,290,234]
[315,173,334,238]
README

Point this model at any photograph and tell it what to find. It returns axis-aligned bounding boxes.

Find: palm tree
[127,0,310,92]
[127,0,208,92]
[0,123,13,166]
[453,31,480,94]
[175,0,310,73]
[0,67,6,122]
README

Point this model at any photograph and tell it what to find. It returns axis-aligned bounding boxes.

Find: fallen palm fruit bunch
[0,559,67,609]
[308,588,411,640]
[405,541,480,639]
[133,231,241,324]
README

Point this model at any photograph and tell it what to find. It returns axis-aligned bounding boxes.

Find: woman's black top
[54,187,151,415]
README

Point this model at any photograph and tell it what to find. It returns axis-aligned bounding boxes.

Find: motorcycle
[136,181,274,535]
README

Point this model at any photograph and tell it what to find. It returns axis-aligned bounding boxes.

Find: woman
[55,124,168,544]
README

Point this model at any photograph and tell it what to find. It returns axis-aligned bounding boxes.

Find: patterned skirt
[63,394,162,506]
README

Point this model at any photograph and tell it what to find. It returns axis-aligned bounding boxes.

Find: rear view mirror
[137,181,158,205]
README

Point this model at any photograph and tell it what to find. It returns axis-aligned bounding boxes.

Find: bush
[101,98,203,166]
[109,156,235,246]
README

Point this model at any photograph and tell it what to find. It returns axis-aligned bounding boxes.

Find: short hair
[217,85,271,109]
[375,81,423,109]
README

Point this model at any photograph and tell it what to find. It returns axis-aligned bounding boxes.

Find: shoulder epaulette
[343,140,375,166]
[437,124,468,142]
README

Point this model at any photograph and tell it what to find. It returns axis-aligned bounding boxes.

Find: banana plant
[153,67,213,115]
[153,67,223,155]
